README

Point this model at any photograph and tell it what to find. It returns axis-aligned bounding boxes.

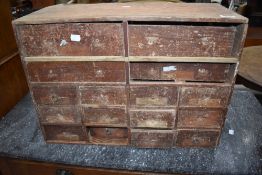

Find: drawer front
[80,86,127,106]
[43,125,86,142]
[131,129,173,148]
[27,61,126,82]
[82,107,127,127]
[129,25,236,57]
[32,85,77,105]
[130,62,232,82]
[88,127,128,145]
[129,109,176,129]
[177,109,224,129]
[130,86,178,107]
[179,86,231,107]
[175,129,220,147]
[38,106,80,124]
[18,23,124,56]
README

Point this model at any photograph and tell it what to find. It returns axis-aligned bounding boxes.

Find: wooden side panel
[17,23,124,56]
[131,129,173,148]
[179,86,231,107]
[82,107,127,127]
[80,86,127,106]
[38,106,81,124]
[175,129,220,147]
[177,108,224,129]
[129,25,236,57]
[129,109,176,129]
[129,86,178,107]
[130,62,232,82]
[26,61,126,82]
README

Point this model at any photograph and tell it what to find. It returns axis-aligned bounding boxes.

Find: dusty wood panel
[13,2,248,25]
[177,108,224,129]
[129,25,236,57]
[38,106,80,124]
[130,62,233,82]
[175,129,220,147]
[43,125,87,142]
[25,56,126,62]
[80,86,127,106]
[82,107,127,127]
[31,85,77,105]
[17,23,124,57]
[26,61,126,82]
[129,109,176,129]
[131,129,173,148]
[88,127,128,145]
[129,86,178,107]
[179,86,231,107]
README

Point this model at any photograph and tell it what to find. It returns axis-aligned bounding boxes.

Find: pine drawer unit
[13,2,248,148]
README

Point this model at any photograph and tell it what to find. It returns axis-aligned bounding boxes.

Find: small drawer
[129,85,178,107]
[177,108,224,129]
[27,61,126,82]
[80,86,127,106]
[129,24,236,57]
[131,129,173,148]
[175,129,220,147]
[38,106,81,124]
[179,86,231,107]
[18,23,124,56]
[129,109,176,129]
[130,62,234,83]
[88,127,128,145]
[82,107,127,127]
[32,85,77,105]
[43,125,86,143]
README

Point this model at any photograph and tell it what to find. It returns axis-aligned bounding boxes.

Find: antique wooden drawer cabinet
[13,2,248,148]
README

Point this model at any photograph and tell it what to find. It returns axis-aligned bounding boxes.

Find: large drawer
[129,24,236,57]
[18,23,124,56]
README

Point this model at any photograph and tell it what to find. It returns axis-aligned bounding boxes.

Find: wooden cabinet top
[13,2,247,25]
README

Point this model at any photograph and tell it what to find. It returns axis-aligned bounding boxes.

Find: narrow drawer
[130,62,234,83]
[175,129,220,147]
[18,23,124,56]
[38,106,80,124]
[80,86,127,106]
[43,125,86,143]
[88,127,128,145]
[27,61,126,82]
[131,129,173,148]
[179,86,231,107]
[32,85,77,105]
[129,85,178,107]
[82,107,127,127]
[129,25,236,57]
[129,109,176,129]
[177,108,224,129]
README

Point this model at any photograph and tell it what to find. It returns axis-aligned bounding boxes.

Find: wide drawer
[131,129,173,148]
[129,85,178,107]
[175,129,220,147]
[18,23,124,56]
[80,86,127,106]
[177,108,225,129]
[27,61,126,82]
[129,25,236,57]
[82,107,127,127]
[129,109,176,129]
[179,85,231,107]
[130,62,234,83]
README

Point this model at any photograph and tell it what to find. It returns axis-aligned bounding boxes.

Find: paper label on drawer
[70,34,81,42]
[163,66,176,72]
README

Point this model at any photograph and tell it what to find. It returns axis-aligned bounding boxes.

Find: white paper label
[70,34,81,42]
[163,66,176,72]
[229,129,234,135]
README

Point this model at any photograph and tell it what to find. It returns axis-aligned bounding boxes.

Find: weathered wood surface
[13,2,247,25]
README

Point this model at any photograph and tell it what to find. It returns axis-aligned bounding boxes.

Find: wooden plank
[25,56,126,62]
